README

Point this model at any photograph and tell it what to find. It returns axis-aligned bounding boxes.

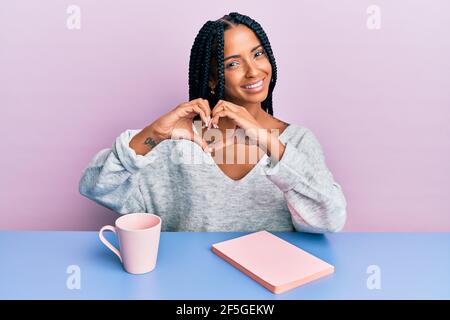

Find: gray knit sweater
[79,124,347,233]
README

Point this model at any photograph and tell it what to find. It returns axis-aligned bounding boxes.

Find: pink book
[211,230,335,294]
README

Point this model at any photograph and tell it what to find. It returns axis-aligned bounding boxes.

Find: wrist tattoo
[144,137,158,148]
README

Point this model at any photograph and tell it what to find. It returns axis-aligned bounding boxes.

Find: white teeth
[243,80,263,89]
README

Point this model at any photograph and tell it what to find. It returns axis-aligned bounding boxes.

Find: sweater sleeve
[78,129,155,214]
[261,128,347,233]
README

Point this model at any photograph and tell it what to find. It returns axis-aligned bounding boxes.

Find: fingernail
[213,123,219,129]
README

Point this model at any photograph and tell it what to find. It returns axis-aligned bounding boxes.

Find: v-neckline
[205,124,293,184]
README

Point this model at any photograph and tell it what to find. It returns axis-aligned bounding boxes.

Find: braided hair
[189,12,278,122]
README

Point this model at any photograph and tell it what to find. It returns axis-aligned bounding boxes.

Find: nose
[244,59,260,78]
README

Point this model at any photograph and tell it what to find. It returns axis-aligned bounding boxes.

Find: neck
[243,101,264,122]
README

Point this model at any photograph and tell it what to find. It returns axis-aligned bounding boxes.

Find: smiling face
[209,24,272,108]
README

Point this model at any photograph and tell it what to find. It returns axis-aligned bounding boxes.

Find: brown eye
[226,50,265,69]
[255,50,265,57]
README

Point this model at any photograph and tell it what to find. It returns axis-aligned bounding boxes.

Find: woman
[79,12,347,233]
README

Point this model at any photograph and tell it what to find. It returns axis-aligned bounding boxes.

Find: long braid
[189,12,277,121]
[188,21,215,100]
[215,22,225,104]
[201,23,217,98]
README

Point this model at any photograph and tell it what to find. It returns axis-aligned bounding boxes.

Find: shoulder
[268,121,328,166]
[264,115,314,138]
[264,114,290,132]
[275,122,324,154]
[263,114,312,142]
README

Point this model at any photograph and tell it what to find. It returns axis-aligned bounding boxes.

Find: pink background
[1,1,449,231]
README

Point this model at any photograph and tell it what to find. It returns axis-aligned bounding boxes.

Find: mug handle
[99,225,122,262]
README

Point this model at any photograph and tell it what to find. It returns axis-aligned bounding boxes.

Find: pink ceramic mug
[99,213,161,274]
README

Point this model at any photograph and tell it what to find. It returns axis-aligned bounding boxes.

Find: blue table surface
[0,231,449,300]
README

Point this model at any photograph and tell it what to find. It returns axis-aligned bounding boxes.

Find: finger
[209,102,226,128]
[211,100,239,117]
[211,100,224,118]
[179,103,206,123]
[211,110,237,128]
[189,99,211,126]
[191,105,208,126]
[175,103,194,118]
[196,99,211,120]
[220,102,240,113]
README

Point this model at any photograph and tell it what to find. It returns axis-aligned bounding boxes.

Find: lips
[241,78,265,88]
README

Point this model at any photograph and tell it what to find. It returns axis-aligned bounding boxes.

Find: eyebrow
[223,44,263,62]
